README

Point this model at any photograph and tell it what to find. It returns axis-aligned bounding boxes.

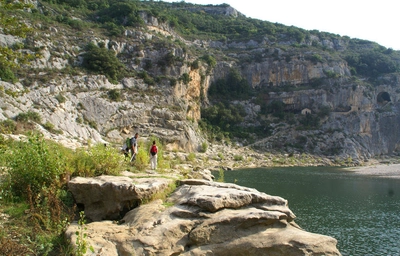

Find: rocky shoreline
[174,143,340,173]
[66,175,342,255]
[344,163,400,179]
[188,143,400,173]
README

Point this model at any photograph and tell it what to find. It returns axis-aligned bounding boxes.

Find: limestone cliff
[1,1,400,163]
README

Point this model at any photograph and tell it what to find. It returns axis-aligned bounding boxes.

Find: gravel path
[344,163,400,179]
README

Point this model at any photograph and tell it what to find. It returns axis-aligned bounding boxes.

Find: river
[215,167,400,256]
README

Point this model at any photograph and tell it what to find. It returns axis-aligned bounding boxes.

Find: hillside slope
[1,0,400,164]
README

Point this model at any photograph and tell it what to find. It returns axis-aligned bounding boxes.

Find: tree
[208,68,251,99]
[97,1,143,27]
[82,43,127,84]
[345,48,399,77]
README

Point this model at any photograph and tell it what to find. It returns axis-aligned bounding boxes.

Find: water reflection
[217,167,400,256]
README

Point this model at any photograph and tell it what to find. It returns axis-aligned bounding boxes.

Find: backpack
[150,145,157,155]
[125,137,132,149]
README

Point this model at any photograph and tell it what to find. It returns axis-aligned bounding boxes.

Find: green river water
[216,167,400,256]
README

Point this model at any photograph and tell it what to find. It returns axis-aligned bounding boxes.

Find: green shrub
[84,118,97,130]
[102,22,124,36]
[3,134,66,201]
[208,68,251,100]
[318,106,331,118]
[233,155,243,161]
[216,168,224,182]
[138,71,155,85]
[0,64,17,83]
[191,60,199,69]
[71,143,124,177]
[186,152,196,162]
[15,111,41,123]
[308,53,324,64]
[324,70,339,78]
[0,135,10,167]
[201,54,216,68]
[169,78,177,86]
[200,102,246,140]
[107,89,121,101]
[96,1,143,27]
[42,121,54,131]
[68,19,87,30]
[0,119,16,133]
[55,93,66,103]
[345,48,400,77]
[82,43,127,84]
[298,114,320,130]
[133,142,150,172]
[200,141,208,153]
[144,59,152,70]
[180,73,191,85]
[71,148,94,177]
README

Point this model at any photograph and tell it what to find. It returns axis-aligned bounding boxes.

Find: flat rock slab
[68,175,175,221]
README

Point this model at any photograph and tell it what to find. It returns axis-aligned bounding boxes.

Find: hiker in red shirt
[149,140,158,170]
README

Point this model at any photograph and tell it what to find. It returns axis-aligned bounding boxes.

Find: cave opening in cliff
[377,92,391,104]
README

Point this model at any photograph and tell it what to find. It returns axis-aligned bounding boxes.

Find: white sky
[163,0,400,50]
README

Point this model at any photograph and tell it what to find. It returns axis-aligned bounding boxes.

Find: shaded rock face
[66,179,341,255]
[244,80,400,163]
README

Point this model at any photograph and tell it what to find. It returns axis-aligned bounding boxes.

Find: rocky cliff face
[1,2,400,163]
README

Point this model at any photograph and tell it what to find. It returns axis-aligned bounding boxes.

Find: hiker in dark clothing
[130,133,139,161]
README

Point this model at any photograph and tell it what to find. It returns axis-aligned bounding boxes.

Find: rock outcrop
[66,178,341,255]
[68,174,176,221]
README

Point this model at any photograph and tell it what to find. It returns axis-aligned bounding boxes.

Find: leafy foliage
[75,211,94,256]
[200,102,247,141]
[298,114,320,130]
[208,68,251,100]
[201,54,217,68]
[0,0,36,82]
[133,141,150,172]
[345,47,400,77]
[180,73,191,85]
[108,89,121,101]
[71,143,124,177]
[3,134,66,200]
[82,42,127,84]
[0,0,33,37]
[0,119,16,134]
[96,0,143,27]
[257,100,288,120]
[15,110,42,123]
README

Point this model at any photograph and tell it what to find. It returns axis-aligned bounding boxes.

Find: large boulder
[68,175,175,221]
[66,179,341,255]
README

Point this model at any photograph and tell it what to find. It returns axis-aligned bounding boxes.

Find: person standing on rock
[149,140,158,170]
[130,133,139,162]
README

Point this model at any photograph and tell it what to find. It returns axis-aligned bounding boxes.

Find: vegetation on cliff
[2,0,400,82]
